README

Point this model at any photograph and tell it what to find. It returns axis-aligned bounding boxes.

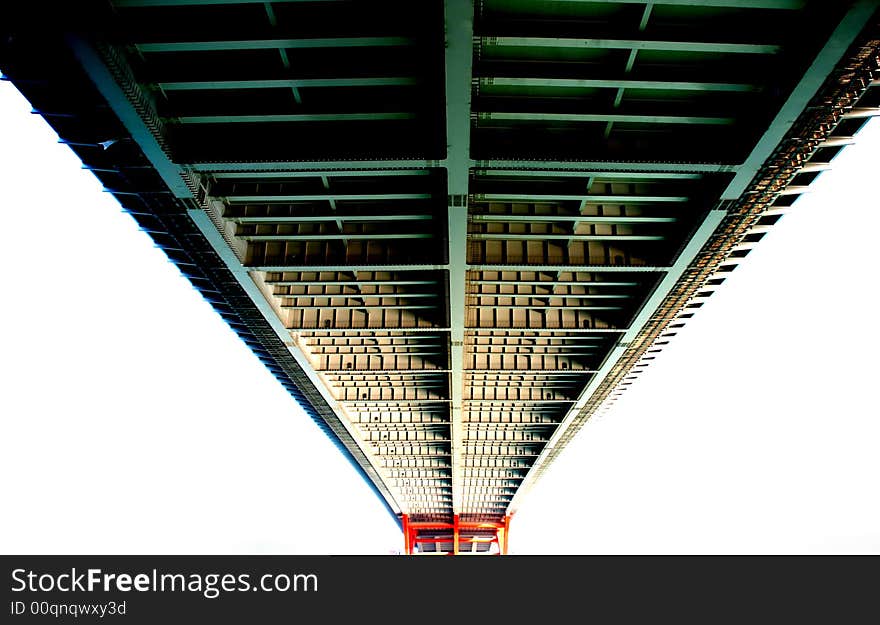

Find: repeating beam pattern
[2,0,877,553]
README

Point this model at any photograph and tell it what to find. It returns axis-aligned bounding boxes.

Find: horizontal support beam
[193,160,438,172]
[212,169,430,179]
[465,327,625,333]
[280,304,436,310]
[470,280,639,287]
[471,304,622,310]
[478,112,734,125]
[474,160,737,173]
[253,264,447,271]
[116,0,346,5]
[320,369,451,374]
[242,233,434,241]
[469,234,664,241]
[158,77,418,91]
[471,215,676,224]
[474,169,702,180]
[268,280,439,287]
[474,193,688,203]
[230,214,433,223]
[542,0,803,8]
[225,193,431,202]
[136,37,415,53]
[481,36,779,55]
[468,264,666,272]
[480,76,757,92]
[174,112,415,124]
[282,293,439,301]
[293,327,450,333]
[470,293,630,299]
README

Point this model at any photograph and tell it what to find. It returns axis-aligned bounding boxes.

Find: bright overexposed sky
[1,80,878,555]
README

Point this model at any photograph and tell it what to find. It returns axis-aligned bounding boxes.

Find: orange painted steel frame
[401,514,512,555]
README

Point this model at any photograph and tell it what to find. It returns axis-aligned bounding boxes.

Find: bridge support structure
[401,515,511,555]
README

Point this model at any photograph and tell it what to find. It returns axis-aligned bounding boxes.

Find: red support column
[501,515,511,555]
[401,514,413,555]
[453,514,460,555]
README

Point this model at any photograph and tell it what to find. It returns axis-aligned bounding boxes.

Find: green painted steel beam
[174,112,415,124]
[475,193,688,202]
[158,77,417,91]
[474,169,702,180]
[67,38,193,198]
[469,264,666,272]
[116,0,345,5]
[471,293,631,299]
[471,215,677,224]
[466,328,625,334]
[470,280,639,287]
[543,0,804,8]
[137,37,415,53]
[469,234,665,241]
[242,233,433,241]
[280,293,439,300]
[481,36,780,55]
[294,327,451,333]
[480,77,757,92]
[474,160,738,173]
[212,169,431,179]
[443,0,474,515]
[193,159,438,172]
[252,264,447,272]
[280,304,437,310]
[230,214,434,223]
[479,112,735,125]
[267,279,439,287]
[225,193,431,202]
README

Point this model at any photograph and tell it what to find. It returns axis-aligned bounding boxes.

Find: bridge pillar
[399,515,512,555]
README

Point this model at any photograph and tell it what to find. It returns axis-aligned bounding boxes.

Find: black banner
[1,555,877,622]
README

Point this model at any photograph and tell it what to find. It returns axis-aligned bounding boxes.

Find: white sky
[1,80,878,555]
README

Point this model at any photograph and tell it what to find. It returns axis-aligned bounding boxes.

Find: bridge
[2,0,878,554]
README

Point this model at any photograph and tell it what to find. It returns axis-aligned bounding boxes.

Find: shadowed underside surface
[2,0,878,554]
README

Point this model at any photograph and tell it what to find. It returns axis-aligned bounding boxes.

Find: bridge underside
[2,0,878,554]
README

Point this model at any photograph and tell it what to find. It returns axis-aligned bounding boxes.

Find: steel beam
[475,169,702,180]
[116,0,346,5]
[252,264,447,272]
[470,280,639,287]
[242,233,434,241]
[469,234,664,242]
[471,215,676,224]
[267,280,439,287]
[159,77,418,90]
[444,0,473,516]
[136,37,415,53]
[480,77,756,92]
[175,112,416,124]
[473,160,738,173]
[543,0,804,8]
[471,293,630,299]
[67,38,192,198]
[225,193,431,202]
[231,215,433,223]
[479,112,735,125]
[474,193,688,202]
[212,169,430,179]
[468,264,666,272]
[192,159,438,172]
[480,37,780,55]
